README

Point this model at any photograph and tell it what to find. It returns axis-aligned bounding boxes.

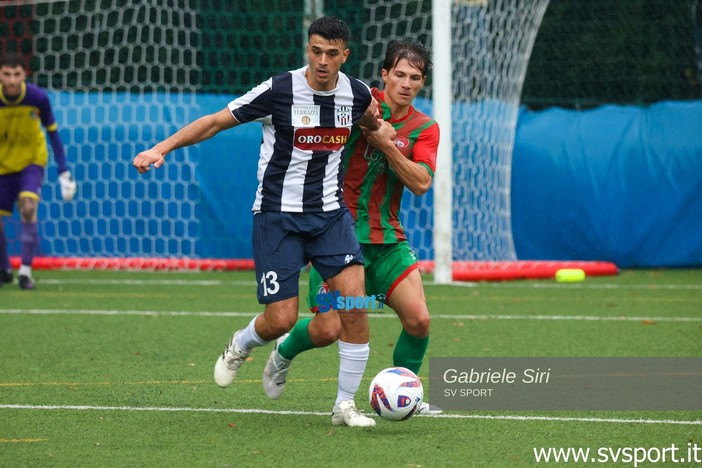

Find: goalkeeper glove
[59,171,77,201]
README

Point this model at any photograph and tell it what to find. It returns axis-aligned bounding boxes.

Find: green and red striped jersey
[343,89,439,244]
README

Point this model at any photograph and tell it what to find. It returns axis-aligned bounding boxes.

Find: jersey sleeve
[37,88,68,173]
[228,78,273,125]
[349,77,373,125]
[412,121,440,176]
[36,89,57,129]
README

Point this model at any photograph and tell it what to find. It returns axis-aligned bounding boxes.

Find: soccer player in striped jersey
[133,17,381,427]
[0,52,76,290]
[264,41,442,414]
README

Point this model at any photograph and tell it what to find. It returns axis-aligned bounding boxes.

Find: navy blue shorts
[252,209,363,304]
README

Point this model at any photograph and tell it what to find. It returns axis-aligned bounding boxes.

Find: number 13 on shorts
[260,271,280,296]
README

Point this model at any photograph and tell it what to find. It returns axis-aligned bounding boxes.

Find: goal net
[1,0,549,273]
[356,0,549,267]
[2,0,202,264]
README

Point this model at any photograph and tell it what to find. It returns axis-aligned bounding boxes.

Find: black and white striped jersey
[228,66,372,213]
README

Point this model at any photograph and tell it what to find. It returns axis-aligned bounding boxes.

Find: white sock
[236,314,269,352]
[335,340,370,406]
[19,265,32,277]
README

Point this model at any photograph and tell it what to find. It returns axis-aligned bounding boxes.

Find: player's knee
[403,311,430,337]
[314,321,340,346]
[338,308,367,329]
[310,311,341,346]
[266,313,298,337]
[18,203,35,221]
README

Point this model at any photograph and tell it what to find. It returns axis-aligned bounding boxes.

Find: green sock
[393,329,429,375]
[278,318,315,360]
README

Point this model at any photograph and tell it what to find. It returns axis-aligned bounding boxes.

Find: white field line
[35,278,702,290]
[0,308,700,322]
[443,282,702,290]
[37,279,256,286]
[0,404,699,426]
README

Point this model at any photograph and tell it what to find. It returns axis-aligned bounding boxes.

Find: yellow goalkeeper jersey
[0,81,57,175]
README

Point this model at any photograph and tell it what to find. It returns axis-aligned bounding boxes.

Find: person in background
[0,52,76,290]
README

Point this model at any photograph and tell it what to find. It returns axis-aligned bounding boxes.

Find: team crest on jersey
[335,106,352,126]
[294,127,350,151]
[394,136,409,148]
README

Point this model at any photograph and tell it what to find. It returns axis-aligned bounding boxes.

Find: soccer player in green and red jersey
[263,41,441,414]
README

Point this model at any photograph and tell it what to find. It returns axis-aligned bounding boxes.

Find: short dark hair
[308,16,350,44]
[0,52,26,69]
[382,41,432,77]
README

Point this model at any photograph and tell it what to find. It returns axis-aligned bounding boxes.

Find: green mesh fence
[1,0,700,105]
[522,0,701,109]
[197,0,303,94]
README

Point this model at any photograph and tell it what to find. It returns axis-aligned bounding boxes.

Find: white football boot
[416,402,443,415]
[262,333,291,399]
[331,400,376,427]
[213,330,249,387]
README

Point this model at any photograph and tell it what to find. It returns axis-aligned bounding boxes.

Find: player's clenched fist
[133,149,165,174]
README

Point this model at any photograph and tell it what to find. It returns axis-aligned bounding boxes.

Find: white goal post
[359,0,550,283]
[431,0,454,284]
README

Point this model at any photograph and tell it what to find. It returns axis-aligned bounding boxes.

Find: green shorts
[307,241,418,311]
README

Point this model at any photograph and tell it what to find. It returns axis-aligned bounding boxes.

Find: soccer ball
[369,367,423,421]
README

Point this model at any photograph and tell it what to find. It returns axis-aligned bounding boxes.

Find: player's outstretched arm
[132,108,239,174]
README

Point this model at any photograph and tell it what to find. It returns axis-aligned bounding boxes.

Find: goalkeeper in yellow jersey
[0,52,76,290]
